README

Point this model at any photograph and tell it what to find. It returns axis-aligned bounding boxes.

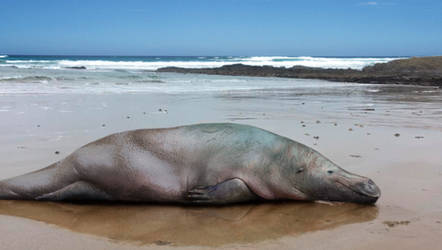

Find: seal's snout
[365,179,380,197]
[353,179,380,203]
[359,179,380,197]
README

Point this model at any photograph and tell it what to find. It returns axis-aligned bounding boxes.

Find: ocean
[0,55,404,95]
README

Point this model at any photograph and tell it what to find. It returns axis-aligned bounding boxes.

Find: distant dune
[158,56,442,86]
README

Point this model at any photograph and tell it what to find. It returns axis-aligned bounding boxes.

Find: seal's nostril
[364,181,380,197]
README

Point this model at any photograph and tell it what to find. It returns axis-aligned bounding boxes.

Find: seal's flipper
[36,181,112,201]
[0,161,80,200]
[0,184,21,200]
[186,178,259,204]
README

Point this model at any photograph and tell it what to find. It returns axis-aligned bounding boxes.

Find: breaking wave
[0,56,403,70]
[0,76,53,83]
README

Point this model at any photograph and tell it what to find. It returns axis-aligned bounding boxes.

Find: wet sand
[0,80,441,249]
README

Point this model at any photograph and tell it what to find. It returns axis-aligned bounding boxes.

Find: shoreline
[157,56,442,87]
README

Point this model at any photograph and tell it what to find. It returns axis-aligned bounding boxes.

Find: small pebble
[333,123,337,126]
[55,151,60,155]
[154,240,172,246]
[102,124,106,127]
[304,133,310,136]
[383,220,410,228]
[316,120,320,124]
[348,128,353,131]
[37,125,40,127]
[367,132,371,135]
[126,116,131,119]
[394,133,400,137]
[302,124,306,127]
[313,136,319,140]
[415,136,424,139]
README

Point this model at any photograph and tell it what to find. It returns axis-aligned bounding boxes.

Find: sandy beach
[0,73,441,249]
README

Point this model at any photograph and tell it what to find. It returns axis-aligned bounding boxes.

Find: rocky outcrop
[157,56,442,87]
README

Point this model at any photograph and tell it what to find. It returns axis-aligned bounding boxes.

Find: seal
[0,123,380,204]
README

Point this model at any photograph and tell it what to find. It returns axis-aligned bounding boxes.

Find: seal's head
[290,149,380,204]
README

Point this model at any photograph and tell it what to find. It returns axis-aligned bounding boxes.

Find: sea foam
[1,56,402,71]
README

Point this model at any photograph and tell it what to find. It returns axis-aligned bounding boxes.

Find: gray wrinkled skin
[0,123,380,204]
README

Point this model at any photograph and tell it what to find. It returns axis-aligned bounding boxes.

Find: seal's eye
[296,167,304,174]
[327,170,334,174]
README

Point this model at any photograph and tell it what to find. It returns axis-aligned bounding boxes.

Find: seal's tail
[0,162,78,200]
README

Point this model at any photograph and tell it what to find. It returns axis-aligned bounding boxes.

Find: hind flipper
[0,162,80,200]
[186,178,259,204]
[0,184,21,200]
[36,181,112,201]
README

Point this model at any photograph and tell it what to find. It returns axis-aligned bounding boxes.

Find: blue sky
[1,0,441,56]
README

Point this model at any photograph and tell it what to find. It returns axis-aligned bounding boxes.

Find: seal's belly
[75,135,246,202]
[121,148,242,202]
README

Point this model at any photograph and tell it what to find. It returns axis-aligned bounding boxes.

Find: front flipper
[186,178,259,204]
[36,181,112,201]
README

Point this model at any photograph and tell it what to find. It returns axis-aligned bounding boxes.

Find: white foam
[58,56,399,70]
[57,60,229,70]
[0,55,7,58]
[1,56,403,70]
[5,60,51,63]
[0,72,364,95]
[245,56,293,61]
[366,89,380,93]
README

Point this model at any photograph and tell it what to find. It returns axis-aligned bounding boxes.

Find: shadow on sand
[0,200,378,246]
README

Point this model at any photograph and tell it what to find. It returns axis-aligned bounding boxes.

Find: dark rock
[157,56,442,87]
[66,66,87,70]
